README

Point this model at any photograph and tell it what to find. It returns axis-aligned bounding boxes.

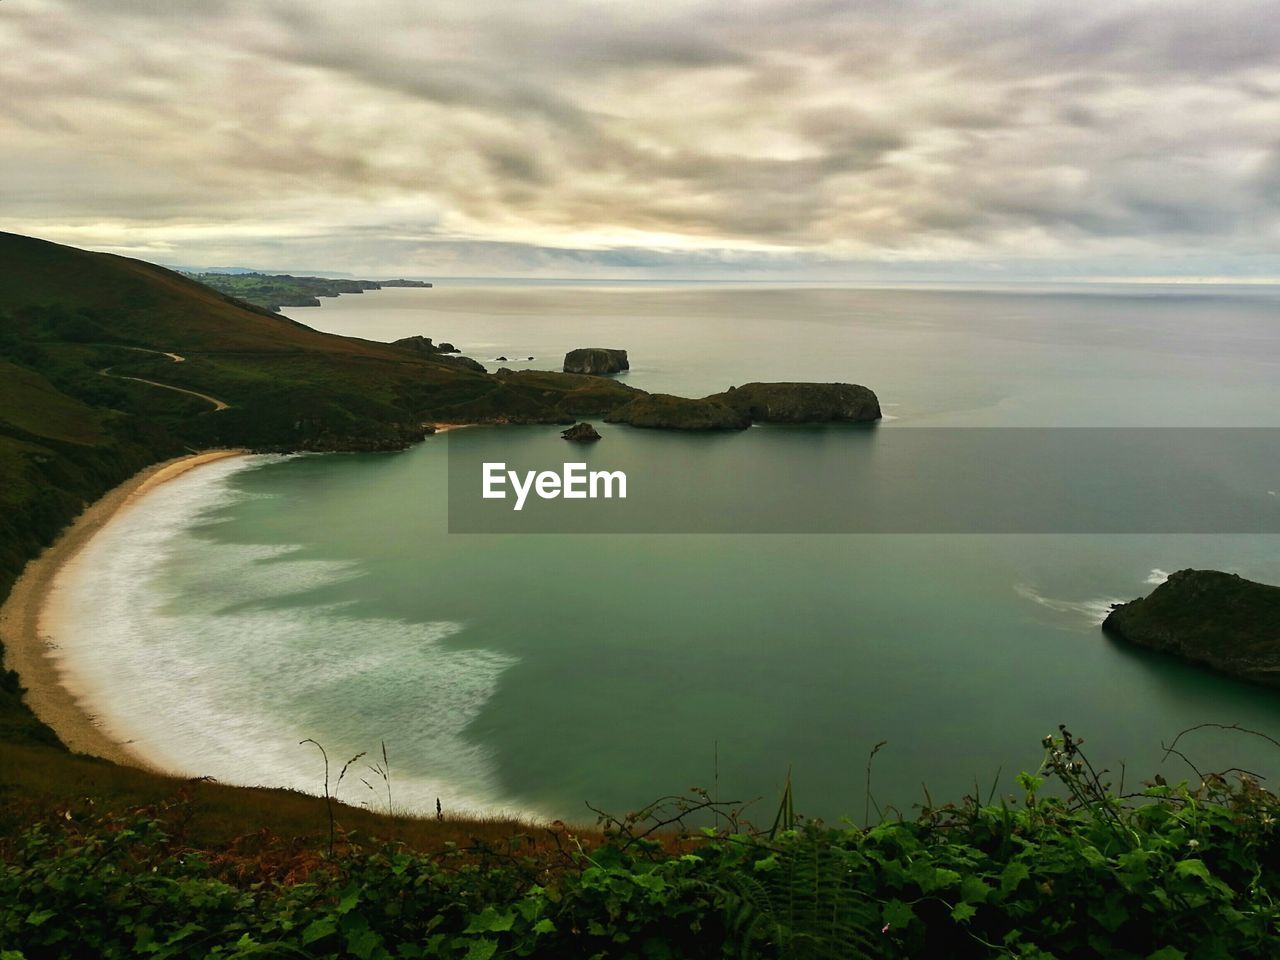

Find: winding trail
[99,347,229,411]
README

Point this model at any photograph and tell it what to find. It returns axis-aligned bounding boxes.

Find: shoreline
[427,422,478,433]
[0,449,249,769]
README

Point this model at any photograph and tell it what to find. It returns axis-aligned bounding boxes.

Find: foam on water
[1146,568,1171,585]
[46,455,525,817]
[1014,583,1126,626]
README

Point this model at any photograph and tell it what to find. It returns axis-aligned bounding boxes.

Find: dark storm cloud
[2,0,1279,275]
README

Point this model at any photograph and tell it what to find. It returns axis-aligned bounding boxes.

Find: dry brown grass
[0,739,603,855]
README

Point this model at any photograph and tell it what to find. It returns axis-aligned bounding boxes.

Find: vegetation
[182,272,430,313]
[4,729,1280,958]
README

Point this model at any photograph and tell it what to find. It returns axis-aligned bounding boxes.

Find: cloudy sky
[2,0,1279,279]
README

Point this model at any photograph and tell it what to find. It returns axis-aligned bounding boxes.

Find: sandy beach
[0,449,248,768]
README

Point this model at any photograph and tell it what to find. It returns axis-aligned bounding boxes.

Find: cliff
[603,381,882,430]
[713,381,881,423]
[185,271,431,312]
[564,347,629,375]
[1103,569,1280,686]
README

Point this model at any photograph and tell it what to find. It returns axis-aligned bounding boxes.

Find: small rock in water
[561,422,602,442]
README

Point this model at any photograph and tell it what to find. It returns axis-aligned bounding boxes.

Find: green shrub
[4,732,1280,959]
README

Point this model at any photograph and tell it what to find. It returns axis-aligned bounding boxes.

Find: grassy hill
[0,231,641,823]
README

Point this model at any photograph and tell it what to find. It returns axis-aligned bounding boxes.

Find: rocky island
[564,347,629,375]
[1103,569,1280,686]
[604,381,881,430]
[561,422,602,442]
[717,382,882,423]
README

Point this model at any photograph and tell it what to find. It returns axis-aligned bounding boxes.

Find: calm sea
[49,283,1280,822]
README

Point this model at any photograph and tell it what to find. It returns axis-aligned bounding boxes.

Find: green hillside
[0,233,643,443]
[0,231,640,772]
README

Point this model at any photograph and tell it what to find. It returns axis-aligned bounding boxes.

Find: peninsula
[183,270,431,312]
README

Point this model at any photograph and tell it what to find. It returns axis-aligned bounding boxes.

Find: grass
[0,361,105,446]
[0,738,557,853]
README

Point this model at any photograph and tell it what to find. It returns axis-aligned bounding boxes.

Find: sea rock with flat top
[564,348,629,375]
[711,382,881,423]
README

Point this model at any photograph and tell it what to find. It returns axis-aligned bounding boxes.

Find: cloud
[1,0,1279,276]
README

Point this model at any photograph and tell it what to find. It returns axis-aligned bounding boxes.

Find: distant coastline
[185,271,432,312]
[0,450,248,770]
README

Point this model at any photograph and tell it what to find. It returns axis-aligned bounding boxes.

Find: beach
[0,449,248,769]
[427,423,477,433]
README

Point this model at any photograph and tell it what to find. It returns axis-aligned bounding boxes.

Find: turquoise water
[51,285,1280,822]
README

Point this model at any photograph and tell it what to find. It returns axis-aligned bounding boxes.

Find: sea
[47,282,1280,823]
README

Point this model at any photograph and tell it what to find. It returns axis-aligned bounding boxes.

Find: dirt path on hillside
[98,346,228,411]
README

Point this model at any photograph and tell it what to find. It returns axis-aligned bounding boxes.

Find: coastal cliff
[714,381,882,423]
[1103,569,1280,686]
[564,347,629,375]
[184,271,432,312]
[604,382,882,430]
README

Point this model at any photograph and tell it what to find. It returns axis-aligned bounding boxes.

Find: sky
[2,0,1279,280]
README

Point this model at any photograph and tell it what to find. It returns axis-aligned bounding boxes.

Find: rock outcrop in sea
[561,422,602,442]
[564,348,629,375]
[712,382,882,423]
[1102,569,1280,686]
[379,338,879,431]
[390,336,486,372]
[602,381,881,430]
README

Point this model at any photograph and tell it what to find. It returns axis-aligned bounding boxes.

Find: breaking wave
[1013,583,1126,627]
[45,455,525,817]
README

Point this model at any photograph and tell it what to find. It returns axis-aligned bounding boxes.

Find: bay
[53,283,1280,822]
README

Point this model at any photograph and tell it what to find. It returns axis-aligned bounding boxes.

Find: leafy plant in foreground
[3,730,1280,958]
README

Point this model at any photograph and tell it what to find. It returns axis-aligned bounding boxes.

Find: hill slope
[0,231,638,754]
